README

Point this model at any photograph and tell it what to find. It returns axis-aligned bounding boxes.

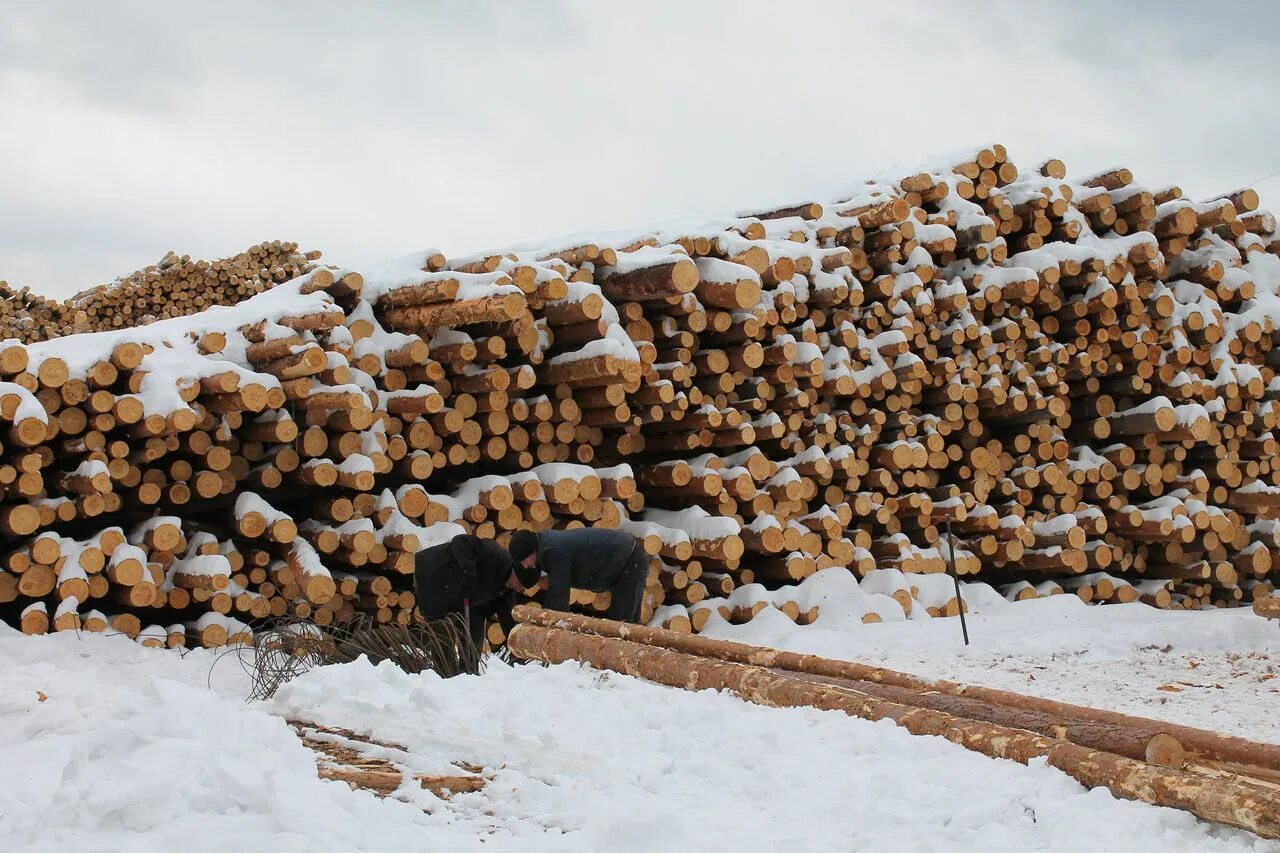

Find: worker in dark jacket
[507,527,648,623]
[414,533,541,646]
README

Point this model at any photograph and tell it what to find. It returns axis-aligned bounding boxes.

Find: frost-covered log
[508,620,1280,839]
[5,141,1280,640]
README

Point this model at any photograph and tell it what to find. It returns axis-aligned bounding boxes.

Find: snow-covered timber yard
[4,143,1280,848]
[4,601,1279,851]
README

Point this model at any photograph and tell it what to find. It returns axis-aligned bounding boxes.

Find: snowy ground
[3,613,1279,852]
[698,570,1280,742]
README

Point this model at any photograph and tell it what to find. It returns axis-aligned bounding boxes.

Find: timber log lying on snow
[511,605,1280,774]
[3,144,1280,643]
[506,612,1280,840]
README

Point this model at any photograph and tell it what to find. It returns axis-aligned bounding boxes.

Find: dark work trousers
[606,543,649,623]
[465,591,517,649]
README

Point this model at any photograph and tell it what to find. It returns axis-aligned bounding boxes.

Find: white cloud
[2,0,1278,297]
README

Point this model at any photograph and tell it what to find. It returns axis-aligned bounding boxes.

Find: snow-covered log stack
[0,241,318,343]
[2,143,1280,646]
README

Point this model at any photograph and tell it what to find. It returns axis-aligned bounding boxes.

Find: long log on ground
[507,623,1280,839]
[511,606,1280,774]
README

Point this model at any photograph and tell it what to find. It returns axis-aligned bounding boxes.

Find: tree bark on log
[511,605,1280,774]
[507,623,1280,840]
[597,258,699,302]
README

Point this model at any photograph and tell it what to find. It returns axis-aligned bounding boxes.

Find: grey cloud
[2,1,1278,298]
[0,1,576,119]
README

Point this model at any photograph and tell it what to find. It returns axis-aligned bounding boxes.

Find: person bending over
[413,533,541,647]
[507,527,648,623]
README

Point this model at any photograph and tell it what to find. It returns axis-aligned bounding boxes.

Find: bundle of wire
[227,614,483,700]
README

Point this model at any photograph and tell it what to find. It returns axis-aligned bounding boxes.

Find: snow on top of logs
[184,531,219,556]
[24,274,335,378]
[1248,519,1280,541]
[0,382,48,424]
[447,227,666,268]
[644,506,740,541]
[764,464,802,490]
[1066,446,1109,471]
[449,474,514,504]
[129,515,182,541]
[548,325,640,366]
[1074,229,1159,264]
[904,572,964,610]
[357,248,445,291]
[999,177,1071,207]
[733,200,825,221]
[57,557,89,586]
[110,542,147,568]
[412,520,468,547]
[1007,247,1079,274]
[1245,251,1280,294]
[1077,166,1135,189]
[936,192,996,227]
[744,513,782,533]
[378,384,442,403]
[549,280,617,319]
[170,554,232,580]
[721,581,775,612]
[860,567,912,598]
[353,321,425,364]
[134,624,167,646]
[529,462,600,485]
[193,611,234,632]
[826,444,857,465]
[69,459,108,479]
[597,244,691,274]
[722,446,770,470]
[945,259,1039,288]
[336,454,376,476]
[675,452,721,473]
[592,464,635,482]
[652,602,691,625]
[1030,514,1081,537]
[373,511,431,553]
[999,514,1028,530]
[693,257,761,286]
[238,489,290,522]
[612,506,687,542]
[811,269,852,292]
[54,596,80,620]
[756,216,820,241]
[909,142,1007,173]
[1155,197,1202,218]
[1238,479,1280,496]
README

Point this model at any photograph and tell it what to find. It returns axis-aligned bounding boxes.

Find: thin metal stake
[945,518,970,646]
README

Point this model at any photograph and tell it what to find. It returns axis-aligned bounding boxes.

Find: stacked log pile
[0,241,317,342]
[3,143,1280,647]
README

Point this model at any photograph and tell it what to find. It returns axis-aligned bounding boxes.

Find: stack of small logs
[0,241,317,343]
[2,143,1280,648]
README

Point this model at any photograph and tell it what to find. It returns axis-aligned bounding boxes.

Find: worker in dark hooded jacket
[414,533,541,646]
[507,528,648,622]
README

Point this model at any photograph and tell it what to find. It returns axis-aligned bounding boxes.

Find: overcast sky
[3,1,1279,298]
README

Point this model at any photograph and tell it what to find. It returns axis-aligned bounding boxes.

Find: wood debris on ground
[290,720,487,802]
